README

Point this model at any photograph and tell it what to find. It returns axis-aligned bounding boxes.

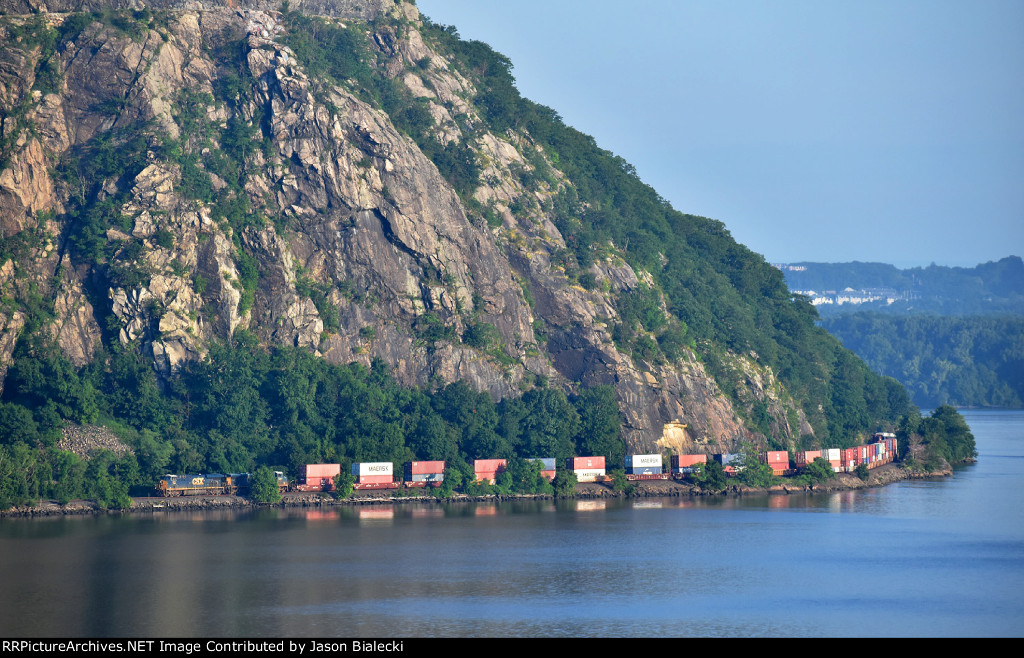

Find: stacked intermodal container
[821,448,841,472]
[352,462,394,484]
[474,459,506,484]
[566,456,606,482]
[625,454,663,475]
[297,463,341,491]
[760,451,789,475]
[404,461,445,483]
[794,450,821,469]
[841,447,860,472]
[875,439,895,466]
[528,457,557,481]
[714,453,742,475]
[671,454,707,475]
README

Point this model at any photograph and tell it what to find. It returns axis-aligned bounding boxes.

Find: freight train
[155,434,897,496]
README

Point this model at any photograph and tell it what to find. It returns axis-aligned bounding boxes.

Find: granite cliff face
[0,0,816,453]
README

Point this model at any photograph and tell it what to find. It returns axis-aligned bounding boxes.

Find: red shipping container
[567,456,606,470]
[407,461,445,475]
[540,470,556,481]
[671,455,707,469]
[795,451,821,466]
[474,459,507,473]
[303,464,341,479]
[355,474,394,485]
[761,451,788,465]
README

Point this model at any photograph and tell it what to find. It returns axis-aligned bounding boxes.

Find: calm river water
[1,409,1022,638]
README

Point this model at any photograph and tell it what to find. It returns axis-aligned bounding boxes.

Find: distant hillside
[822,314,1024,409]
[777,256,1024,316]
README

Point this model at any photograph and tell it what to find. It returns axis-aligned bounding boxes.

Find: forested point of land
[823,314,1024,409]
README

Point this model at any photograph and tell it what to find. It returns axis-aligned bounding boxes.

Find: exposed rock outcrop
[0,2,810,453]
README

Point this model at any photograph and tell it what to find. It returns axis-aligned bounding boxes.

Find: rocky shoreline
[0,462,956,519]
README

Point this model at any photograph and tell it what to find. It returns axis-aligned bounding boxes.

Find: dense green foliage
[824,314,1024,408]
[249,466,282,504]
[0,332,623,508]
[801,457,837,484]
[735,444,777,488]
[691,460,728,491]
[900,405,978,470]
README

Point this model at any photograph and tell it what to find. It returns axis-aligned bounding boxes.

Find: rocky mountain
[0,0,910,461]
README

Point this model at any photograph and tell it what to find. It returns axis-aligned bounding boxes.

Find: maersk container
[352,462,394,477]
[567,456,605,470]
[626,454,662,469]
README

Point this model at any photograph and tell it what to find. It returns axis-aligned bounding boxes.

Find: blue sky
[415,0,1023,268]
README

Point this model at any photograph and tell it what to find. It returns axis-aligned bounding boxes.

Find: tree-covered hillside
[0,3,919,507]
[824,314,1024,409]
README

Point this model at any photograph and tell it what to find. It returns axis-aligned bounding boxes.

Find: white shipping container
[352,462,394,477]
[823,449,841,460]
[573,469,606,482]
[408,473,444,482]
[626,454,662,468]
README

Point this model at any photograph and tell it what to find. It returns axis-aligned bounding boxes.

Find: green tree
[803,457,836,483]
[610,468,633,494]
[333,471,355,499]
[572,385,624,466]
[552,470,577,497]
[736,444,776,488]
[250,466,281,503]
[692,459,727,491]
